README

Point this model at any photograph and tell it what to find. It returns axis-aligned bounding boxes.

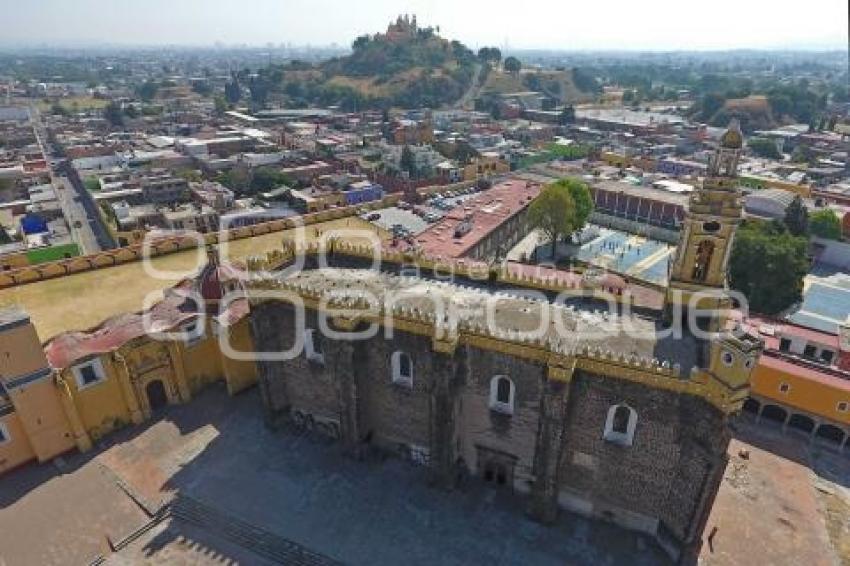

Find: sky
[2,0,847,51]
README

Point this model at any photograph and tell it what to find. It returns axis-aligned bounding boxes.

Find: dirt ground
[700,420,850,566]
[2,388,847,566]
[0,216,384,340]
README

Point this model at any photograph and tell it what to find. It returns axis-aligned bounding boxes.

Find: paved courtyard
[1,385,847,566]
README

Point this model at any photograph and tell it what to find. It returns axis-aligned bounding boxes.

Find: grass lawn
[0,217,386,341]
[37,96,110,112]
[25,243,80,265]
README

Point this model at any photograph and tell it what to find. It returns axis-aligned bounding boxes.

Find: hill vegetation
[221,22,599,112]
[479,67,593,104]
[270,23,480,110]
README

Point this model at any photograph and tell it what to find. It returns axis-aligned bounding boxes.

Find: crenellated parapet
[248,269,750,414]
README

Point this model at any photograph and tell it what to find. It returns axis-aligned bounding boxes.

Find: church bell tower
[666,120,744,327]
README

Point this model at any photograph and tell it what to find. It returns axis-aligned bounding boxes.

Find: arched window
[305,329,324,364]
[691,240,715,282]
[489,375,515,415]
[391,351,413,387]
[603,403,637,446]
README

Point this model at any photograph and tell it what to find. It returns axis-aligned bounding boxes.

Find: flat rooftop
[592,180,692,207]
[414,180,541,259]
[275,267,698,371]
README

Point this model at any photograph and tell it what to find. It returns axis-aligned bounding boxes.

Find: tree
[504,56,522,76]
[213,95,228,116]
[352,34,371,50]
[400,145,416,178]
[225,75,242,105]
[528,179,593,258]
[783,195,809,236]
[248,75,269,108]
[729,221,809,315]
[137,80,159,102]
[124,104,139,119]
[810,208,842,240]
[249,168,292,193]
[103,101,124,127]
[559,105,575,125]
[791,144,814,164]
[557,178,593,229]
[695,92,726,121]
[50,102,68,116]
[748,137,781,159]
[192,81,212,97]
[477,47,501,64]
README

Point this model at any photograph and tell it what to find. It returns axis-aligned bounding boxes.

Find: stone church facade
[250,122,761,564]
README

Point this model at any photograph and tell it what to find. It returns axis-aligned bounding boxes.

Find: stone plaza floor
[1,385,847,566]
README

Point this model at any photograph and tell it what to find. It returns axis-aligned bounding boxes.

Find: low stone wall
[0,195,399,290]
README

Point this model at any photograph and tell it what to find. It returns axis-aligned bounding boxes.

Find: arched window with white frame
[391,351,413,387]
[489,375,515,415]
[603,403,638,446]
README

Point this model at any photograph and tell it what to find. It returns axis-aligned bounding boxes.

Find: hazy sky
[3,0,847,50]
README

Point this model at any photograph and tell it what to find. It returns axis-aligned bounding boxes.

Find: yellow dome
[720,120,743,149]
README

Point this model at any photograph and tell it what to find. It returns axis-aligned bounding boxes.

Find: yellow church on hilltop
[0,248,257,474]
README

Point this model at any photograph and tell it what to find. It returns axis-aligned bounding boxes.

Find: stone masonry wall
[251,300,729,557]
[457,346,545,492]
[558,370,727,544]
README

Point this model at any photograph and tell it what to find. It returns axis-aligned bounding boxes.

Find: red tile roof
[414,180,541,259]
[44,290,197,370]
[741,315,840,351]
[44,261,251,369]
[759,352,850,391]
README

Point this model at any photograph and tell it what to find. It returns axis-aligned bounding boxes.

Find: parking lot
[362,188,480,239]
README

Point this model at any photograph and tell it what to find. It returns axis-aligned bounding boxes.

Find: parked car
[367,212,381,221]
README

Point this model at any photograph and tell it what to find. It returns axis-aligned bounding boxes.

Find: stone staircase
[170,495,340,566]
[90,495,340,565]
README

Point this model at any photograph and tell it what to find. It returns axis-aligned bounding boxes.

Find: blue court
[572,226,672,285]
[787,275,850,334]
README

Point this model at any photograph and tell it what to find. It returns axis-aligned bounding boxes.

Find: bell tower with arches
[666,120,745,326]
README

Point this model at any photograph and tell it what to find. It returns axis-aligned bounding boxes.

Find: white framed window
[0,421,9,444]
[72,358,106,390]
[391,351,413,387]
[779,382,790,394]
[305,329,324,364]
[603,403,638,446]
[837,402,848,413]
[489,375,515,415]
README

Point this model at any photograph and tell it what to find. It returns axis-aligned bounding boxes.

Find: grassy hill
[481,68,594,104]
[280,25,478,109]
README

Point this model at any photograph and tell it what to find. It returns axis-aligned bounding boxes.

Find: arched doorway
[145,380,168,412]
[760,404,788,426]
[815,424,846,447]
[742,398,760,415]
[787,414,816,435]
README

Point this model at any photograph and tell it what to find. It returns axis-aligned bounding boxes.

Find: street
[28,104,113,254]
[53,175,104,254]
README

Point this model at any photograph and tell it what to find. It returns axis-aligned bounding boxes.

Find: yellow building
[0,247,257,474]
[600,151,656,172]
[666,121,744,325]
[0,308,79,473]
[462,152,510,181]
[739,174,812,198]
[740,318,849,448]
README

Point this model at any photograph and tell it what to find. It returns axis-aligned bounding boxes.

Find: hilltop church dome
[719,119,743,149]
